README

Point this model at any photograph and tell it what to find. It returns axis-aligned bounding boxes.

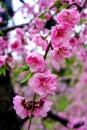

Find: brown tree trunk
[0,70,22,130]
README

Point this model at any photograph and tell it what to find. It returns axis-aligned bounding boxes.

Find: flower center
[22,99,32,110]
[58,30,63,36]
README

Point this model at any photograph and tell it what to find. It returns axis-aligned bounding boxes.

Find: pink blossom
[21,3,34,15]
[29,72,57,96]
[33,35,48,50]
[0,55,6,66]
[13,96,30,119]
[79,73,87,84]
[16,28,24,39]
[39,0,56,9]
[26,52,45,72]
[44,13,51,20]
[0,37,7,53]
[56,8,80,27]
[34,18,44,30]
[34,98,53,117]
[51,24,72,48]
[69,37,78,46]
[78,48,87,62]
[0,8,5,12]
[10,40,21,51]
[52,46,71,70]
[13,96,52,119]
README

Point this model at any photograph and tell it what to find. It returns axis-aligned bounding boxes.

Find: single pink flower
[56,8,80,27]
[13,96,53,119]
[29,72,57,96]
[13,96,30,119]
[52,46,71,70]
[26,52,45,72]
[33,35,48,50]
[51,24,72,48]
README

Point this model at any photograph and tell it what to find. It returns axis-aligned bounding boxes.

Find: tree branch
[0,22,29,33]
[46,111,84,128]
[20,110,84,128]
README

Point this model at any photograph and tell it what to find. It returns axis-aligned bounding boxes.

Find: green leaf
[38,13,45,19]
[21,72,34,83]
[44,120,53,129]
[83,43,87,48]
[80,18,87,23]
[54,0,62,7]
[0,31,4,36]
[15,64,29,74]
[38,9,48,19]
[59,3,67,11]
[0,66,6,76]
[65,56,75,65]
[64,69,72,77]
[54,0,67,11]
[58,95,68,111]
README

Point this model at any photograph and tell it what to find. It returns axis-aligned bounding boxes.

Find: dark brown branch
[44,42,51,59]
[47,111,69,126]
[46,111,84,128]
[0,22,29,33]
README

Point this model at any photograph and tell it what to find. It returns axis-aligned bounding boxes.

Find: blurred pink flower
[39,0,56,9]
[52,46,71,70]
[33,35,48,50]
[34,18,44,30]
[0,55,6,66]
[51,24,72,48]
[26,52,45,72]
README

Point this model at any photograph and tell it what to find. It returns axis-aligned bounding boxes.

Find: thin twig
[0,22,29,33]
[44,42,51,59]
[80,0,86,8]
[28,93,36,130]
